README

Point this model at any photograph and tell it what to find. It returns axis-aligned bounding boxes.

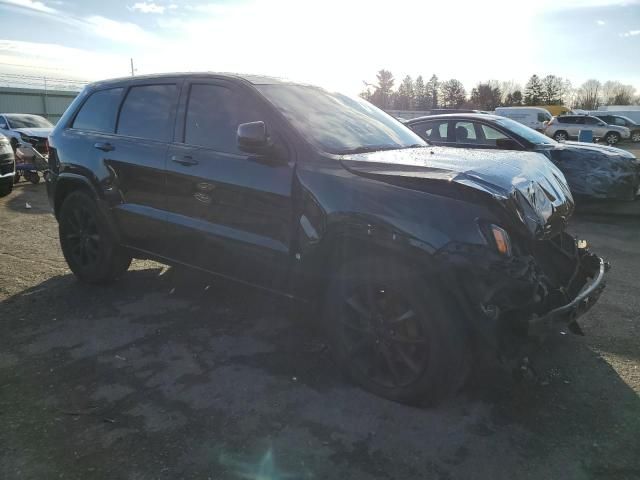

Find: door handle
[171,155,198,166]
[94,142,115,152]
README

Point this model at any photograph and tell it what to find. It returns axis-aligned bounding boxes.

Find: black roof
[406,113,503,124]
[87,72,300,90]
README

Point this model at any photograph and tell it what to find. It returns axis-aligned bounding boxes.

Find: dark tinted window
[585,116,602,125]
[185,84,263,153]
[412,121,448,141]
[454,121,477,142]
[117,84,177,141]
[72,88,123,132]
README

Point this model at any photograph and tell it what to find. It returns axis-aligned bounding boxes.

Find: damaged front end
[436,231,608,356]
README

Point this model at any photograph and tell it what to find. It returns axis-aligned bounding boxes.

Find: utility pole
[130,58,135,76]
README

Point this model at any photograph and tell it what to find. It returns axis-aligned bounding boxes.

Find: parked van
[494,107,552,131]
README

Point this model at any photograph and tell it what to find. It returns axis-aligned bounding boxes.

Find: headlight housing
[479,221,512,256]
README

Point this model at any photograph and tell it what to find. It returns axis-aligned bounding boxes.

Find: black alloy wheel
[325,257,470,404]
[58,191,131,283]
[61,202,102,270]
[339,283,429,389]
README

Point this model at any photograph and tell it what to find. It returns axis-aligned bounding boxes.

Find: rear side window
[557,117,573,124]
[72,88,123,133]
[184,84,263,154]
[412,121,448,141]
[117,84,177,142]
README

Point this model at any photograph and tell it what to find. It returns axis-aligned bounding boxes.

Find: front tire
[605,132,621,145]
[323,256,470,404]
[58,190,131,284]
[553,131,568,142]
[0,180,12,197]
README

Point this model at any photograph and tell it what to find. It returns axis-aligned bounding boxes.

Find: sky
[0,0,639,94]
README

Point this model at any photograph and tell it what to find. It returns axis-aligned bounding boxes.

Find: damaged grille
[21,135,48,155]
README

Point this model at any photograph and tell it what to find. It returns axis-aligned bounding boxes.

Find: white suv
[544,115,630,144]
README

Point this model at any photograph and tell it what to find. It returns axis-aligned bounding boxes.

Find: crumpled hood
[542,142,640,200]
[14,127,52,138]
[340,146,574,239]
[559,141,636,158]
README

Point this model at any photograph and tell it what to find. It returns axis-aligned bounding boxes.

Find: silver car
[544,114,630,144]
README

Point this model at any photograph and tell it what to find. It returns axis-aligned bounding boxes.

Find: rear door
[164,79,296,291]
[73,81,178,255]
[408,120,451,146]
[584,116,607,137]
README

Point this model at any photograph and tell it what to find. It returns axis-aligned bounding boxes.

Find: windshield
[5,114,53,129]
[257,84,426,154]
[494,116,556,145]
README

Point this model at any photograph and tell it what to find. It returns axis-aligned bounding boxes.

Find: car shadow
[1,266,639,479]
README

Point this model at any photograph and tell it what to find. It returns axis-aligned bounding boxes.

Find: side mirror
[495,138,522,150]
[237,121,272,155]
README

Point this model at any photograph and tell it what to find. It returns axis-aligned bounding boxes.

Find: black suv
[592,113,640,143]
[47,73,607,403]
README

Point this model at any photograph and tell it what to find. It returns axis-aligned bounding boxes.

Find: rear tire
[605,132,621,145]
[26,172,40,184]
[323,256,470,405]
[630,131,640,143]
[553,131,568,142]
[58,190,131,284]
[0,180,12,197]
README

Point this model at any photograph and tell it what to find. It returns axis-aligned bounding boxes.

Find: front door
[164,80,296,292]
[107,82,179,254]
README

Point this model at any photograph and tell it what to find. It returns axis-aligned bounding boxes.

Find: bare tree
[601,81,636,105]
[499,80,522,105]
[574,79,602,110]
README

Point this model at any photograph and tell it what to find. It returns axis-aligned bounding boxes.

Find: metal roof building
[0,86,80,124]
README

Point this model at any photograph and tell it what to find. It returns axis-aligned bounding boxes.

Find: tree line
[360,70,639,111]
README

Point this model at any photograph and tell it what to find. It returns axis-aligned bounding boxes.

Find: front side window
[117,84,177,141]
[257,84,424,154]
[480,124,509,145]
[612,117,627,126]
[537,112,551,122]
[73,88,123,133]
[184,84,263,153]
[493,117,555,145]
[5,114,53,129]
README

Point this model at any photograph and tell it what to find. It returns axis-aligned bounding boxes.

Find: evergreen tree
[425,74,439,109]
[369,69,395,109]
[440,79,466,108]
[414,75,427,110]
[524,74,544,105]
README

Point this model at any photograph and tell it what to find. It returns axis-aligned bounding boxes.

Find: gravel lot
[1,183,639,480]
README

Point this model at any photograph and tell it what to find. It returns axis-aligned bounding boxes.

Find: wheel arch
[53,174,100,218]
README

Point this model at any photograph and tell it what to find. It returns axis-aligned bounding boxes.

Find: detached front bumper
[529,256,608,336]
[436,232,609,351]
